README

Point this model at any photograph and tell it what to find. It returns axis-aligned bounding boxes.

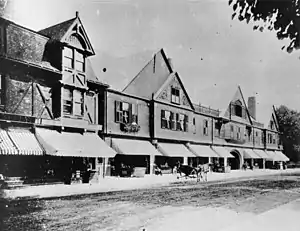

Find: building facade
[0,12,116,184]
[0,13,289,184]
[104,48,288,174]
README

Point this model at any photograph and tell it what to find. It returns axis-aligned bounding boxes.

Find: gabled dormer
[223,86,252,125]
[153,72,194,110]
[267,106,279,132]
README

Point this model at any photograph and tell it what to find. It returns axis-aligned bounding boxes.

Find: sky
[3,0,300,125]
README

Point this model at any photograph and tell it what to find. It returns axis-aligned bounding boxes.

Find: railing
[194,104,219,117]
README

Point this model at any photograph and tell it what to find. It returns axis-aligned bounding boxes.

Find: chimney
[167,58,174,72]
[76,11,79,18]
[248,96,256,120]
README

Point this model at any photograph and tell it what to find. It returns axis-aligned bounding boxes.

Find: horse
[175,162,203,182]
[196,163,210,182]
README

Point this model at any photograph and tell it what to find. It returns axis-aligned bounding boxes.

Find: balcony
[222,130,246,145]
[193,104,220,117]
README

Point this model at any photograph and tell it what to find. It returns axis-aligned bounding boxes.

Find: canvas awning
[211,146,234,158]
[7,129,43,155]
[243,149,262,159]
[0,129,18,155]
[157,143,196,157]
[265,150,286,161]
[253,149,270,159]
[187,144,219,158]
[275,151,289,161]
[36,128,116,157]
[111,138,162,156]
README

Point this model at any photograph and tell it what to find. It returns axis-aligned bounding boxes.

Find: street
[1,172,300,231]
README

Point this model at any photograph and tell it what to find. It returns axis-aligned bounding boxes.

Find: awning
[0,129,18,155]
[243,149,262,159]
[8,129,43,155]
[275,151,289,161]
[253,149,270,159]
[36,128,116,157]
[111,138,162,156]
[211,146,234,158]
[157,143,196,157]
[265,150,285,161]
[187,144,219,158]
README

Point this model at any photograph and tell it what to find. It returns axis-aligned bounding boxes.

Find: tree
[275,105,300,162]
[229,0,300,53]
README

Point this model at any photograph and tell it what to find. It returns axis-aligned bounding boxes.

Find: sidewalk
[2,169,300,200]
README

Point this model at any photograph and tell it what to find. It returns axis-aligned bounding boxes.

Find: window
[247,127,252,142]
[63,88,73,115]
[161,110,170,129]
[0,27,3,53]
[115,101,139,124]
[75,51,85,72]
[115,101,123,123]
[63,47,73,69]
[230,125,234,138]
[132,104,138,123]
[214,122,220,137]
[122,102,130,123]
[237,127,241,140]
[261,132,264,144]
[177,114,185,131]
[74,90,84,116]
[203,119,209,136]
[270,121,274,130]
[267,134,273,144]
[170,112,176,130]
[171,87,180,104]
[184,115,189,132]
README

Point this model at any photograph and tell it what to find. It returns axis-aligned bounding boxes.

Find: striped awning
[157,143,196,157]
[36,128,116,157]
[111,138,162,156]
[187,144,219,158]
[212,146,235,158]
[253,149,270,159]
[243,149,262,159]
[7,129,43,155]
[0,129,18,155]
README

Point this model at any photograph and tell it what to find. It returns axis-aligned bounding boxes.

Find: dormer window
[270,120,274,130]
[234,101,243,117]
[63,46,85,73]
[171,87,180,104]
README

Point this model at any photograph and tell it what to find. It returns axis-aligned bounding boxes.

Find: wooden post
[183,156,188,165]
[149,155,155,175]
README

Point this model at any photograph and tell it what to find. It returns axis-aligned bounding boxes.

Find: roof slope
[39,18,76,42]
[122,48,172,99]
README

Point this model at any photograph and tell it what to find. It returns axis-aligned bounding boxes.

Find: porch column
[208,157,213,164]
[183,156,188,165]
[224,157,227,167]
[149,155,155,175]
[104,157,110,178]
[251,159,254,169]
[263,159,266,169]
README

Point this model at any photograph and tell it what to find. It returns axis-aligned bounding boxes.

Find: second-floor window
[161,110,188,132]
[230,125,234,138]
[267,133,273,144]
[261,132,264,144]
[115,101,138,124]
[0,74,2,106]
[63,88,84,116]
[203,119,209,136]
[237,127,241,140]
[193,117,196,134]
[171,87,180,104]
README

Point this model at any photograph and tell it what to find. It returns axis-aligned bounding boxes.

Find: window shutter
[129,103,133,123]
[115,101,121,122]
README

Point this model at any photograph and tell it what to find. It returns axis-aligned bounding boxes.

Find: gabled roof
[38,12,95,55]
[122,48,173,99]
[153,72,194,110]
[39,18,76,42]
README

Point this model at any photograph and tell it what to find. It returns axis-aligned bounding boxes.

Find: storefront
[35,127,116,183]
[111,138,162,176]
[186,144,219,167]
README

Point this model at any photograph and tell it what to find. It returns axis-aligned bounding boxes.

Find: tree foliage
[230,0,300,53]
[276,105,300,162]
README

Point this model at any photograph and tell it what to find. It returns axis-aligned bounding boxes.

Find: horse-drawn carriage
[175,163,210,182]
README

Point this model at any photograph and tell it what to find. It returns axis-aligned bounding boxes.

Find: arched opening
[229,150,241,170]
[234,100,243,117]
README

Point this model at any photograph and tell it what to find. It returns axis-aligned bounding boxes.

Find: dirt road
[1,172,300,231]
